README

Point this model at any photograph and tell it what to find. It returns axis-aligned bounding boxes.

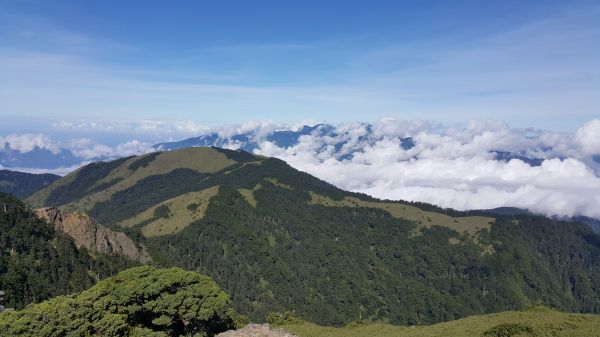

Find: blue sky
[1,0,599,134]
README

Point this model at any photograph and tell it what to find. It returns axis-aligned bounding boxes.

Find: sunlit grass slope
[309,191,494,235]
[283,307,600,337]
[26,147,236,212]
[120,185,220,236]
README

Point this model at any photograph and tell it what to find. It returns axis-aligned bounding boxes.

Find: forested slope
[0,193,134,310]
[0,170,59,199]
[27,147,600,326]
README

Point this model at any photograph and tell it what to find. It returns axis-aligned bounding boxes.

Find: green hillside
[0,170,59,199]
[0,193,134,310]
[27,147,600,326]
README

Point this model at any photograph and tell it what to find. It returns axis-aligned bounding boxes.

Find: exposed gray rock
[217,324,299,337]
[0,290,5,312]
[34,207,151,262]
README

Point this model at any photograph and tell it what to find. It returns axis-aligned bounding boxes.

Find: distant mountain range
[17,147,600,325]
[1,124,550,170]
[154,124,545,165]
[154,125,330,153]
[3,123,598,225]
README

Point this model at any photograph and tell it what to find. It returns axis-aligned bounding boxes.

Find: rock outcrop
[34,207,151,262]
[217,324,299,337]
[0,290,5,312]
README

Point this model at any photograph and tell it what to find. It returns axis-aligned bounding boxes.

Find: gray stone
[217,324,299,337]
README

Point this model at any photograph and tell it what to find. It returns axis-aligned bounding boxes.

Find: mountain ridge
[0,170,60,199]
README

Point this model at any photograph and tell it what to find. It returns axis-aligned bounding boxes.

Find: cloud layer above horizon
[254,119,600,220]
[1,118,600,220]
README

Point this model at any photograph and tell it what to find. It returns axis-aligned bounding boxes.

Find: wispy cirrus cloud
[1,5,599,129]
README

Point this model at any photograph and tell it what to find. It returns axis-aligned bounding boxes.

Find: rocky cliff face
[34,207,151,262]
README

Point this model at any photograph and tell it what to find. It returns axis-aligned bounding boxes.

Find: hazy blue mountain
[155,124,417,161]
[574,216,600,233]
[492,151,544,166]
[484,207,600,233]
[1,124,556,170]
[154,124,330,153]
[0,147,81,170]
[154,124,550,166]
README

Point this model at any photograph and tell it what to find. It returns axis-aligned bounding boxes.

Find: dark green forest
[0,170,59,199]
[0,193,134,310]
[145,180,600,325]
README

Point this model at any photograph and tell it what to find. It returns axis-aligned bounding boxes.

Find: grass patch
[309,191,494,238]
[119,185,220,237]
[266,177,294,190]
[237,183,262,207]
[37,148,236,213]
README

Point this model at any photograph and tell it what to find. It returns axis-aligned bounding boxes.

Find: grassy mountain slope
[27,147,600,326]
[119,185,220,237]
[0,170,59,199]
[282,307,600,337]
[27,148,237,212]
[0,193,134,310]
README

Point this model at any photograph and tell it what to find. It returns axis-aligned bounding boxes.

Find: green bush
[345,319,368,328]
[0,266,242,337]
[482,323,535,337]
[267,311,303,325]
[523,305,555,313]
[154,204,171,218]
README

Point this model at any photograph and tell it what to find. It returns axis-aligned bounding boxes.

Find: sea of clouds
[252,119,600,220]
[1,119,599,220]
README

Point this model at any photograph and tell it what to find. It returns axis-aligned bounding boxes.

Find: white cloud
[53,119,213,137]
[68,138,152,159]
[0,133,153,163]
[68,138,114,159]
[255,118,600,220]
[0,133,61,154]
[2,119,599,220]
[575,119,600,156]
[114,140,153,157]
